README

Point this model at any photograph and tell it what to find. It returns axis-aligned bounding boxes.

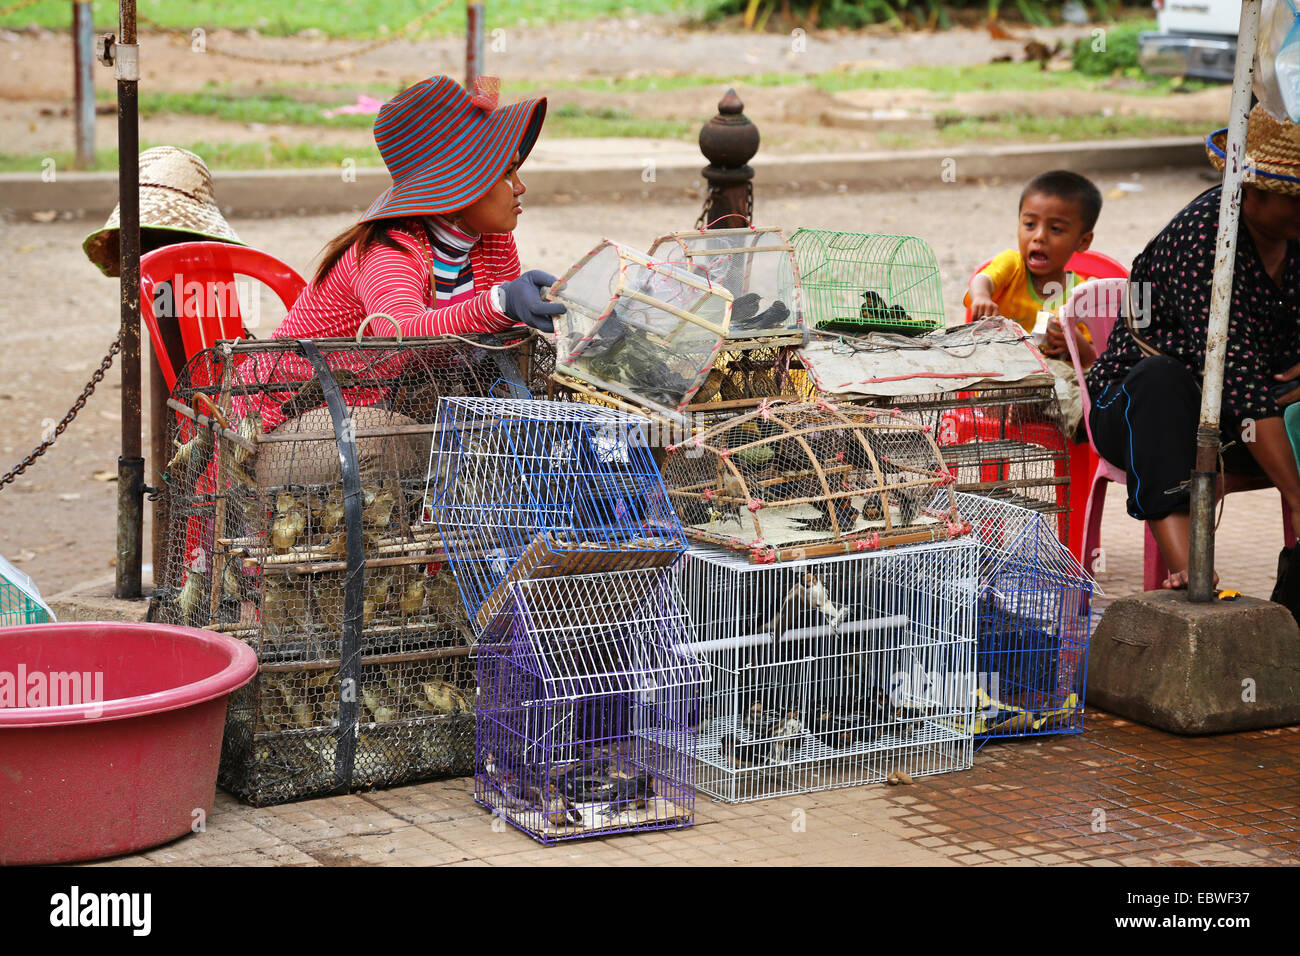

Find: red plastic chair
[140,241,307,392]
[960,250,1129,561]
[1058,280,1296,589]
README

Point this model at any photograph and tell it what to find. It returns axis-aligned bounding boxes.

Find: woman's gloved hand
[495,270,566,333]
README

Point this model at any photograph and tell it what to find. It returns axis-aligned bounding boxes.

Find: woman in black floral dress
[1087,104,1300,588]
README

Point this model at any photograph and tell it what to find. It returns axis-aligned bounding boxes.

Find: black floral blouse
[1087,185,1300,426]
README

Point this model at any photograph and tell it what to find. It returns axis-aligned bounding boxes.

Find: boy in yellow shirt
[965,170,1104,435]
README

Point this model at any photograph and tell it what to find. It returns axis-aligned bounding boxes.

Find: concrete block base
[47,572,153,624]
[1088,590,1300,734]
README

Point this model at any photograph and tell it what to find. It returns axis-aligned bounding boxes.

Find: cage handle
[355,312,404,343]
[702,214,754,230]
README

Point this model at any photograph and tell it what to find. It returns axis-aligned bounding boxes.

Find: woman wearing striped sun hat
[272,74,564,347]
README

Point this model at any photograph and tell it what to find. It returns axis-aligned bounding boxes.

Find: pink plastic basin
[0,622,257,865]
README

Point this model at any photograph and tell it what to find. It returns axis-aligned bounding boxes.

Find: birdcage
[948,492,1094,740]
[853,382,1071,544]
[153,335,530,805]
[427,397,687,637]
[547,239,737,423]
[646,226,807,347]
[475,567,709,843]
[0,556,54,627]
[660,400,966,563]
[789,229,945,336]
[674,537,977,802]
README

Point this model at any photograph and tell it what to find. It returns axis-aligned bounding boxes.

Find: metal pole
[115,0,143,600]
[1189,0,1262,603]
[466,2,484,89]
[73,2,94,169]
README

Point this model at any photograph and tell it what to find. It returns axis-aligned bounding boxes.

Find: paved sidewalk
[85,484,1300,867]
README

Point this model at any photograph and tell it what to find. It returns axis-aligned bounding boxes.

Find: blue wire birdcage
[0,556,54,627]
[427,398,687,636]
[474,566,709,844]
[950,492,1096,740]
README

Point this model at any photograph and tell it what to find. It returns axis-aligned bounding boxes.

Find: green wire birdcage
[0,556,54,627]
[790,229,945,336]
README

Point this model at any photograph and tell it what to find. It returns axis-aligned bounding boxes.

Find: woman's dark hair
[1020,170,1103,233]
[313,216,431,286]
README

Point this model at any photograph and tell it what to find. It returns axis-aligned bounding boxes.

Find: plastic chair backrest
[140,241,306,391]
[962,250,1130,322]
[1058,277,1129,452]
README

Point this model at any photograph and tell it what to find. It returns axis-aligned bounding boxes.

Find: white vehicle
[1139,0,1241,82]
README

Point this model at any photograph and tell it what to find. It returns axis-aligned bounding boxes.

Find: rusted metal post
[73,2,95,169]
[466,2,485,89]
[1189,0,1261,603]
[697,89,759,229]
[115,0,143,600]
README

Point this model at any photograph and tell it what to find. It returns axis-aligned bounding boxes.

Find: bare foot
[1161,569,1220,589]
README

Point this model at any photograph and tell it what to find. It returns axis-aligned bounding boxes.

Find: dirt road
[0,165,1220,599]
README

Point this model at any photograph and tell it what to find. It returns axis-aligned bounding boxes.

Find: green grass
[931,110,1207,143]
[0,0,710,37]
[0,141,380,174]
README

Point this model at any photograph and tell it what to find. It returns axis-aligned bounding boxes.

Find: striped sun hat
[359,75,546,223]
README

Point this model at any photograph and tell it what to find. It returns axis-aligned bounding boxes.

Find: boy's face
[1018,190,1093,278]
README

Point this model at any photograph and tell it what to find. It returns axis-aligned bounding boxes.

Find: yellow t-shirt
[965,248,1092,333]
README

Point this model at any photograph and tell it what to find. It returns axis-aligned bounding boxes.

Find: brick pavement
[87,484,1300,867]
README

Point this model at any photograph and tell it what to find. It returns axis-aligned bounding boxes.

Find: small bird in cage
[362,572,394,626]
[277,367,359,421]
[175,564,208,628]
[718,733,778,767]
[526,782,582,827]
[362,482,397,535]
[166,421,215,479]
[599,772,656,819]
[859,290,913,326]
[730,292,791,333]
[400,577,426,618]
[361,684,401,723]
[790,498,861,534]
[271,490,307,552]
[770,707,805,762]
[761,572,845,637]
[418,680,473,715]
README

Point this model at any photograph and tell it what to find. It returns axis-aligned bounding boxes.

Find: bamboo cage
[660,399,967,563]
[153,336,530,805]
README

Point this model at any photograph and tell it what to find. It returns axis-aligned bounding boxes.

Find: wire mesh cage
[790,229,945,336]
[646,226,807,348]
[475,567,709,843]
[153,336,529,805]
[661,400,966,562]
[0,556,53,627]
[853,382,1070,544]
[428,398,687,637]
[547,239,736,423]
[949,492,1094,740]
[675,538,977,802]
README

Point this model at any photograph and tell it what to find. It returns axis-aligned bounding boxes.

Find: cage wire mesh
[427,398,687,637]
[0,557,53,627]
[674,537,977,802]
[475,567,709,843]
[946,492,1095,741]
[154,336,530,805]
[646,225,807,348]
[852,383,1070,544]
[547,239,737,423]
[661,399,966,562]
[789,229,945,337]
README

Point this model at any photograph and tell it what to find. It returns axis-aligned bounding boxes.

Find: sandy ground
[0,165,1221,599]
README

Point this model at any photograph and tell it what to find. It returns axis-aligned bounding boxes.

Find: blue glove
[498,270,566,333]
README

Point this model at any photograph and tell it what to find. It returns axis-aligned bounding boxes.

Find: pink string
[748,498,764,512]
[703,488,715,501]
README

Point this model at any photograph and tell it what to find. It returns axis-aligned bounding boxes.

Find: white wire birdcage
[547,239,736,423]
[673,537,978,802]
[475,566,709,844]
[946,491,1097,740]
[426,397,687,637]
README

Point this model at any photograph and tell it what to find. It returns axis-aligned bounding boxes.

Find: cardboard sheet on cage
[798,318,1052,398]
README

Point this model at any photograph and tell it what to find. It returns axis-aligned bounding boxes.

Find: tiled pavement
[90,485,1300,867]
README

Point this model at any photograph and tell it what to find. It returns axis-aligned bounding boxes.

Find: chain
[137,0,457,67]
[696,181,754,230]
[0,329,124,492]
[0,0,46,20]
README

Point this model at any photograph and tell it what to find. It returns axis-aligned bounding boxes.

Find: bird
[769,708,805,762]
[277,368,359,421]
[527,782,583,827]
[400,577,426,617]
[598,770,656,818]
[791,498,860,534]
[362,572,394,626]
[361,685,400,723]
[719,734,773,768]
[743,698,767,737]
[730,292,791,332]
[362,484,396,533]
[761,572,845,637]
[419,680,473,715]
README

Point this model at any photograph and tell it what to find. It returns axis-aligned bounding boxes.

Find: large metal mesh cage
[154,336,531,805]
[475,567,709,844]
[951,492,1095,740]
[675,538,977,802]
[547,239,736,423]
[789,229,945,336]
[427,398,687,637]
[661,400,966,562]
[854,382,1070,544]
[646,226,807,348]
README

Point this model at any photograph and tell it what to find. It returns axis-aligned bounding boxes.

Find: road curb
[0,136,1207,218]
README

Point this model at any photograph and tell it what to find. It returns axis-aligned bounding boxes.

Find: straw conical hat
[83,146,244,277]
[1206,103,1300,197]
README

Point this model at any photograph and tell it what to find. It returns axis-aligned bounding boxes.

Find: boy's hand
[1041,318,1096,367]
[969,296,999,320]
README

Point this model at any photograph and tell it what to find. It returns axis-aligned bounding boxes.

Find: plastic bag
[1257,0,1300,123]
